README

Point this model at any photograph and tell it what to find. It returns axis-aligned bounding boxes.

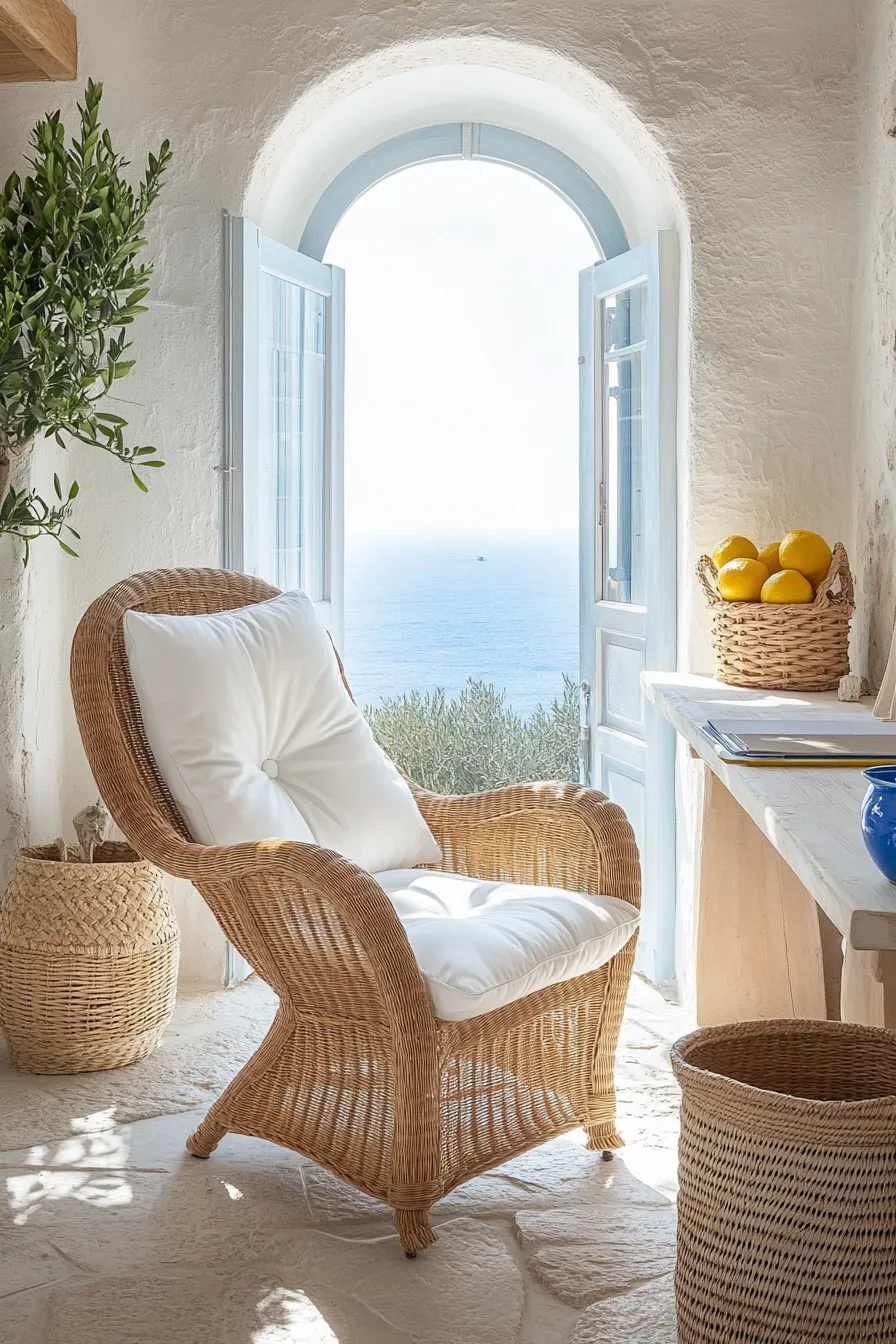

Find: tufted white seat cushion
[375,869,640,1021]
[123,591,441,874]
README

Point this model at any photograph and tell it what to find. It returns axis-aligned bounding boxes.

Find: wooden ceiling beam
[0,0,77,82]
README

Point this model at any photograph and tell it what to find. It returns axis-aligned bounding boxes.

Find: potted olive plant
[0,88,177,1072]
[0,80,171,562]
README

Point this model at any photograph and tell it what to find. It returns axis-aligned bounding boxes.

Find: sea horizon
[343,529,579,716]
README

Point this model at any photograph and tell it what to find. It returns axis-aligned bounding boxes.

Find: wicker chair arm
[414,781,641,910]
[142,829,436,1030]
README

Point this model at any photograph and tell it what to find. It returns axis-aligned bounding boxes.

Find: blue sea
[343,533,579,716]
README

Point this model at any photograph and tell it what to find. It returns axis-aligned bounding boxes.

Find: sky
[324,159,597,540]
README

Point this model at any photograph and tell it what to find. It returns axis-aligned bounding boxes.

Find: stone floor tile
[515,1204,676,1308]
[570,1273,677,1342]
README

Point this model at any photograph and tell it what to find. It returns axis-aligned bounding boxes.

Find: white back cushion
[124,591,441,874]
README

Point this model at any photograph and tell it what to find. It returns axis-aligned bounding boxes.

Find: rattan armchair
[70,568,641,1255]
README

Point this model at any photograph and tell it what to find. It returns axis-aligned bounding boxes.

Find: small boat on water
[477,555,486,562]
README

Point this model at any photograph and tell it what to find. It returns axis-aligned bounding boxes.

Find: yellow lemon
[778,530,832,585]
[713,535,758,570]
[760,569,814,604]
[757,541,782,575]
[718,557,768,602]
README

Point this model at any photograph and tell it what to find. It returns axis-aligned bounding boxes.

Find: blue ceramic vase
[862,766,896,882]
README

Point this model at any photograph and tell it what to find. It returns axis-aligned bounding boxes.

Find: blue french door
[579,233,679,982]
[227,216,345,648]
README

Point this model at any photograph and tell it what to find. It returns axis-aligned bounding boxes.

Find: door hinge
[598,481,606,528]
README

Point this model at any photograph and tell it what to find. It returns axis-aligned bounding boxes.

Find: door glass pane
[600,281,646,605]
[259,272,327,596]
[604,284,645,354]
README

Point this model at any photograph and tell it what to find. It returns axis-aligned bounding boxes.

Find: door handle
[579,681,592,787]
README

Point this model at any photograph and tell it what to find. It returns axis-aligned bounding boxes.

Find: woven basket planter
[697,541,853,691]
[672,1019,896,1343]
[0,841,179,1074]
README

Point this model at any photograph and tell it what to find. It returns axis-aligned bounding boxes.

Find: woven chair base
[186,1112,622,1254]
[180,954,634,1254]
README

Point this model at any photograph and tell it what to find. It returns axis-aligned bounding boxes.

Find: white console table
[644,672,896,1029]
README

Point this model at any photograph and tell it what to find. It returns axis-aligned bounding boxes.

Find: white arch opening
[244,37,686,254]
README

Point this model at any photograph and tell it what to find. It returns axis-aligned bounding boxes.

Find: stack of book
[699,718,896,767]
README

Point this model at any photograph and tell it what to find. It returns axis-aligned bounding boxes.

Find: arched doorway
[229,53,683,984]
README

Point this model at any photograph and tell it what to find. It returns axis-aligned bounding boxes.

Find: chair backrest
[70,568,280,861]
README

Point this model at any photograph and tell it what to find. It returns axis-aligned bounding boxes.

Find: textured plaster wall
[0,441,68,890]
[852,0,896,687]
[0,0,861,982]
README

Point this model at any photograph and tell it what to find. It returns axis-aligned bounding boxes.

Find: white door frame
[579,232,679,983]
[223,213,345,646]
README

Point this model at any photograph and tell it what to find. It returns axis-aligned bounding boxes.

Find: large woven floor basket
[698,542,853,690]
[672,1019,896,1343]
[0,842,179,1074]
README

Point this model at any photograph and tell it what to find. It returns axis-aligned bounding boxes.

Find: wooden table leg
[694,764,828,1025]
[841,947,896,1029]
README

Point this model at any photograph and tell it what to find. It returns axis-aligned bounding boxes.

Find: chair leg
[184,1005,296,1161]
[584,1120,624,1156]
[186,1112,228,1158]
[394,1207,437,1256]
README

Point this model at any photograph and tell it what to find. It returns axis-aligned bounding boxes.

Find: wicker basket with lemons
[697,531,854,691]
